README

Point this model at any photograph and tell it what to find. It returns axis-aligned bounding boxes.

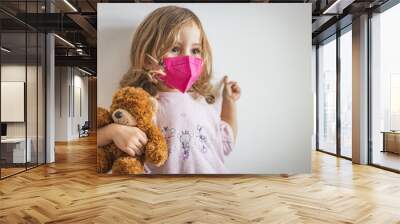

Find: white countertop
[1,138,29,143]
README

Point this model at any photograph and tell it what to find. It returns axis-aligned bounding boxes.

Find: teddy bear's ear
[97,107,113,128]
[149,97,158,114]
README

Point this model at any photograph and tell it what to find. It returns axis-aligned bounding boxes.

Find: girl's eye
[171,47,180,53]
[192,48,201,55]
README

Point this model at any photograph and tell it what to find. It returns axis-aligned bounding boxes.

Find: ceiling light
[77,67,93,76]
[54,34,75,48]
[63,0,78,12]
[1,47,11,53]
[76,48,85,55]
[323,0,344,14]
[322,0,355,15]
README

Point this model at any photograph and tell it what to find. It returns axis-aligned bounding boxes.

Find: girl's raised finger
[125,146,137,157]
[130,142,143,155]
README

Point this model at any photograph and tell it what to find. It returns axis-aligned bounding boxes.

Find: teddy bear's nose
[114,111,122,119]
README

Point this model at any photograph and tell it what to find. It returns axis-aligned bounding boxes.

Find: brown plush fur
[97,87,168,174]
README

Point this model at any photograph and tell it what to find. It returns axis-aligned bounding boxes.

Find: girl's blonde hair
[119,6,215,103]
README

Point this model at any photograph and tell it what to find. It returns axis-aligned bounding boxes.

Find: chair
[78,121,90,138]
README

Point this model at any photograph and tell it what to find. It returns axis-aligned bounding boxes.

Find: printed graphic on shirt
[162,126,176,141]
[144,165,151,174]
[196,125,208,153]
[223,139,233,155]
[161,126,176,154]
[179,130,192,160]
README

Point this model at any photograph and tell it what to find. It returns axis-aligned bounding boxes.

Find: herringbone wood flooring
[1,135,400,224]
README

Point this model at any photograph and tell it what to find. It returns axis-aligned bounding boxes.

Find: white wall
[54,67,89,141]
[98,3,313,174]
[55,67,68,141]
[1,65,38,138]
[72,72,89,138]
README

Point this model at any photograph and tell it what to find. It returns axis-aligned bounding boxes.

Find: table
[1,138,32,164]
[381,131,400,154]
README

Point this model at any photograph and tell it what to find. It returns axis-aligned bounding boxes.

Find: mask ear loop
[130,54,165,84]
[146,54,164,67]
[145,54,166,83]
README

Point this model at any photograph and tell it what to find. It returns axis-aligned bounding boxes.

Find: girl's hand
[222,76,241,102]
[110,123,148,157]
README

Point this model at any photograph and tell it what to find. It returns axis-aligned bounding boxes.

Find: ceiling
[0,0,393,75]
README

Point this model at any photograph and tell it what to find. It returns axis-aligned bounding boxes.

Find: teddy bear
[97,87,168,174]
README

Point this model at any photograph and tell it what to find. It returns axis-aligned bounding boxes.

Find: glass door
[0,1,47,179]
[1,31,28,178]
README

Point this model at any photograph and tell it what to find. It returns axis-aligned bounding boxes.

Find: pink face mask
[159,55,203,93]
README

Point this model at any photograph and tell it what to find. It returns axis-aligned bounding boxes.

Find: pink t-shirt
[145,91,234,174]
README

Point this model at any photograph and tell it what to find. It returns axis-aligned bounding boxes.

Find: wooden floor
[1,163,45,178]
[0,167,26,178]
[1,136,400,223]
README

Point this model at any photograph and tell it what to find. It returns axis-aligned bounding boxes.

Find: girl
[97,6,241,174]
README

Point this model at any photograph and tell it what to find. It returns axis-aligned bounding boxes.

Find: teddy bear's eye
[114,111,123,119]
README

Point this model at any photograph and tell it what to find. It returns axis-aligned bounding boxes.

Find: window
[317,37,337,154]
[371,3,400,171]
[339,29,352,158]
[390,74,400,130]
